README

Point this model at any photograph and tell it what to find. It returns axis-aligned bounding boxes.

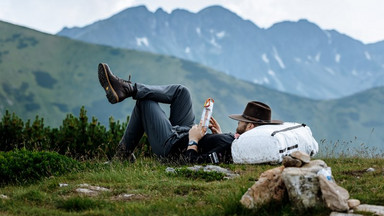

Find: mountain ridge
[1,20,383,152]
[57,5,384,100]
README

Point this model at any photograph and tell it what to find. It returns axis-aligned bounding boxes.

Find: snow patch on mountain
[185,47,191,54]
[364,51,371,60]
[216,31,226,39]
[136,37,149,47]
[196,28,201,36]
[325,67,335,75]
[268,70,276,76]
[335,54,341,63]
[253,77,270,85]
[273,47,285,69]
[262,53,269,64]
[269,69,285,91]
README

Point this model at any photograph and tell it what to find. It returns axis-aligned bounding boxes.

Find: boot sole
[98,63,119,104]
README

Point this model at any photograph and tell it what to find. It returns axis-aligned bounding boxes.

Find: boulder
[240,166,285,209]
[318,175,349,212]
[282,167,323,211]
[290,151,311,163]
[282,156,302,167]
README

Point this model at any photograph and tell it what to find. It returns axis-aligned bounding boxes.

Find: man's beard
[236,124,247,135]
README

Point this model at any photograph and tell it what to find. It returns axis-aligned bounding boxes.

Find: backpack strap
[271,123,306,136]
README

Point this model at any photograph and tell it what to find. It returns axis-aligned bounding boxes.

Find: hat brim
[228,114,283,125]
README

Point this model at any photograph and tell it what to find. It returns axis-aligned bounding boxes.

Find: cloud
[0,0,135,33]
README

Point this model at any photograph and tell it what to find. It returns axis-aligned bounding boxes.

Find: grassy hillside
[0,21,383,152]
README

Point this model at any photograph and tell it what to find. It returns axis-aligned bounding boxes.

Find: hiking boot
[98,63,136,104]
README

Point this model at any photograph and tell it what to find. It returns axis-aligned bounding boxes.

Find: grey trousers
[120,83,195,157]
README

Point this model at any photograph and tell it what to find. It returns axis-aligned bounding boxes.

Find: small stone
[59,183,68,187]
[204,165,240,179]
[76,188,97,195]
[366,167,375,172]
[348,199,360,209]
[290,151,311,163]
[122,194,135,198]
[282,155,303,167]
[0,194,9,199]
[165,167,176,173]
[354,204,384,215]
[329,212,363,216]
[88,185,110,192]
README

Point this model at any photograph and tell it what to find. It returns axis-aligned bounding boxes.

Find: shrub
[0,149,83,185]
[0,107,152,160]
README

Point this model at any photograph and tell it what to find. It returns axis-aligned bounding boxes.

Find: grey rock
[282,167,323,210]
[76,188,98,195]
[0,194,9,199]
[75,184,110,196]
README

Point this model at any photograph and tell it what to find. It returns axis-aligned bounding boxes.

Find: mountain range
[58,5,384,100]
[0,20,383,153]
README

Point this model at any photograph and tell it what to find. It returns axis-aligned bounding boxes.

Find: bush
[0,149,83,185]
[0,107,151,160]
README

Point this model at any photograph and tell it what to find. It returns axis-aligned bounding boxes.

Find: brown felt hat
[229,101,283,125]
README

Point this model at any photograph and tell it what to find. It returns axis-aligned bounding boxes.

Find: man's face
[236,121,248,134]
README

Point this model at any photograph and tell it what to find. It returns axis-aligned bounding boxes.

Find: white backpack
[231,122,319,164]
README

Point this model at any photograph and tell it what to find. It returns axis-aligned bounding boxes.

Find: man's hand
[209,117,222,134]
[188,124,205,152]
[189,124,205,143]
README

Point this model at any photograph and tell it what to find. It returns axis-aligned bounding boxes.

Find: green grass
[1,157,383,216]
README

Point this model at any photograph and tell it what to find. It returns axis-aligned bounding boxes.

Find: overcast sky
[0,0,383,44]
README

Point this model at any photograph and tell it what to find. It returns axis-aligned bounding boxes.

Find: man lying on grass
[98,63,282,163]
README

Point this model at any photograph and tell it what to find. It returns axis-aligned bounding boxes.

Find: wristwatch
[188,140,198,146]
